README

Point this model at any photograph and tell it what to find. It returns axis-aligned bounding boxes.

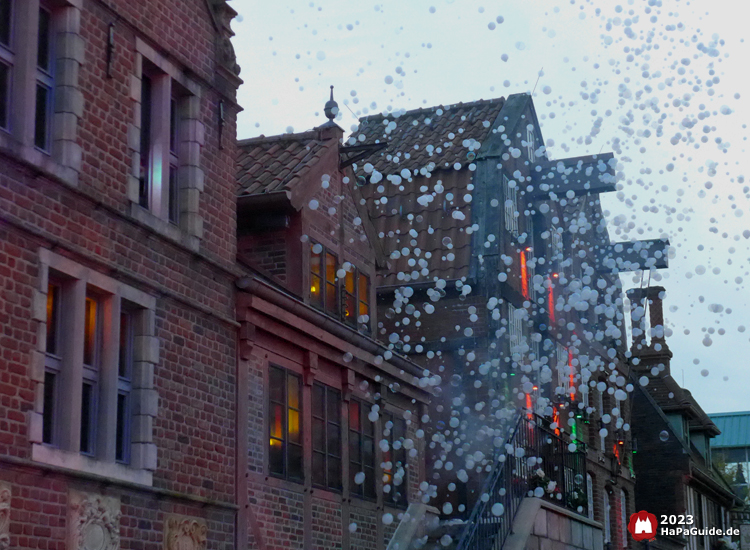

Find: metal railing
[455,414,588,550]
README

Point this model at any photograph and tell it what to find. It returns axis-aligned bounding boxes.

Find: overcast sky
[231,0,750,414]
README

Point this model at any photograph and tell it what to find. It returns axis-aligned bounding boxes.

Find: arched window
[620,489,628,548]
[604,490,612,543]
[587,473,594,521]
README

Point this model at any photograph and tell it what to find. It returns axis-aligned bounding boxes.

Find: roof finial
[324,85,338,121]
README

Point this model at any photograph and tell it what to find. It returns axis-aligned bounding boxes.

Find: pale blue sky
[231,0,750,413]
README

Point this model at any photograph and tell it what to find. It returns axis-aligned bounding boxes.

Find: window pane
[363,436,374,468]
[269,366,284,403]
[115,392,128,462]
[287,373,300,409]
[269,438,284,475]
[328,457,341,491]
[0,63,8,130]
[288,409,300,444]
[118,311,132,378]
[310,245,322,275]
[80,382,94,454]
[349,432,361,464]
[325,281,337,314]
[312,417,325,452]
[270,404,283,439]
[310,274,322,308]
[327,389,340,424]
[288,443,303,480]
[42,371,56,444]
[0,0,11,47]
[312,384,324,415]
[139,75,152,208]
[37,7,51,72]
[348,401,360,431]
[168,165,179,224]
[358,273,369,304]
[169,97,177,153]
[325,253,337,285]
[312,451,325,486]
[46,284,59,355]
[345,270,355,293]
[344,293,356,325]
[327,422,340,455]
[83,297,97,366]
[34,84,49,150]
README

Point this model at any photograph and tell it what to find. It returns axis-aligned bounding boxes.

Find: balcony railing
[455,413,588,550]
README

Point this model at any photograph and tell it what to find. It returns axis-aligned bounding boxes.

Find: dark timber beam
[529,152,617,200]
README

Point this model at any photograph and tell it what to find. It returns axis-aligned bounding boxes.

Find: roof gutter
[236,275,426,380]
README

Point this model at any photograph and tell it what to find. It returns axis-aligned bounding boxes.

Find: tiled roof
[354,97,506,176]
[358,168,474,286]
[353,97,507,287]
[237,130,332,197]
[709,411,750,448]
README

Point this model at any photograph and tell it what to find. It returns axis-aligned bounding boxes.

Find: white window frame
[31,249,157,485]
[129,38,205,248]
[503,173,519,238]
[604,490,612,543]
[508,303,523,354]
[556,343,570,396]
[598,389,606,451]
[620,489,628,548]
[0,0,83,184]
[587,474,594,521]
[0,0,14,132]
[526,125,536,163]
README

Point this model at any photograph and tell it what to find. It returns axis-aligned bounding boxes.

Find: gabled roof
[354,97,506,175]
[709,411,750,448]
[237,129,333,197]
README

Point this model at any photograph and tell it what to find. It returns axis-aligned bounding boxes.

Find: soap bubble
[659,430,669,442]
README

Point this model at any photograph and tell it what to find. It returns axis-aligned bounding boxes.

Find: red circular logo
[628,511,658,541]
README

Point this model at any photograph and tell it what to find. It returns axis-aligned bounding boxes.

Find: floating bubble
[659,430,669,442]
[491,503,505,516]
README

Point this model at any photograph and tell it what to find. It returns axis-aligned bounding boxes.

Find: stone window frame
[30,248,158,486]
[0,0,83,186]
[128,37,205,252]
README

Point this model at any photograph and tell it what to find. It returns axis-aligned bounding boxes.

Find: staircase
[388,413,589,550]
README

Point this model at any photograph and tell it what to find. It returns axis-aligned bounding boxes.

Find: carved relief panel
[0,481,10,550]
[164,515,208,550]
[69,491,121,550]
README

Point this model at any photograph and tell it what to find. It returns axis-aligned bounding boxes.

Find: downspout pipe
[236,275,425,380]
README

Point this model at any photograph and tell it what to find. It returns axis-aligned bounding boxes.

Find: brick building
[352,94,670,549]
[235,105,432,549]
[0,0,243,547]
[628,287,742,550]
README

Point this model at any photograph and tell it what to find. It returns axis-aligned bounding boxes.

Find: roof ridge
[358,96,505,122]
[238,129,320,147]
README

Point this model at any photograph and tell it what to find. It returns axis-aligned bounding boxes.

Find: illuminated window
[344,267,370,331]
[349,399,376,500]
[43,282,62,444]
[268,366,303,482]
[382,412,408,508]
[312,383,342,491]
[310,242,339,316]
[80,293,101,455]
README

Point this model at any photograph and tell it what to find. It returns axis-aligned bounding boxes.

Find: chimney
[627,286,670,358]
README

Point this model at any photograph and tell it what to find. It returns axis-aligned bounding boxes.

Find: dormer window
[310,242,371,332]
[310,242,338,316]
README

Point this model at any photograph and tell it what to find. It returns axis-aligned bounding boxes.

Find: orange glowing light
[548,276,555,324]
[568,349,575,401]
[520,251,529,299]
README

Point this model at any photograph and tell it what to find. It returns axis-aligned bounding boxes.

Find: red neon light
[552,407,561,435]
[520,251,529,299]
[568,349,575,401]
[548,276,555,324]
[526,393,533,419]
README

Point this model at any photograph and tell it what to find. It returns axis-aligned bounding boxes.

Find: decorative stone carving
[0,482,10,550]
[207,0,241,76]
[69,491,120,550]
[164,515,208,550]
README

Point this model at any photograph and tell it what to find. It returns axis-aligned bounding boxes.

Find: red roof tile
[237,130,332,197]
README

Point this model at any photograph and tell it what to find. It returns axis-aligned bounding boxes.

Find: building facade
[629,287,742,550]
[0,0,243,547]
[352,94,670,549]
[235,114,432,549]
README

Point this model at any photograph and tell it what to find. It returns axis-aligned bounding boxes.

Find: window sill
[310,487,343,503]
[129,203,200,253]
[32,444,153,486]
[0,132,78,187]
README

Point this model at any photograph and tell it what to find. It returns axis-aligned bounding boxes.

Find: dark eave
[597,238,670,273]
[529,152,617,200]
